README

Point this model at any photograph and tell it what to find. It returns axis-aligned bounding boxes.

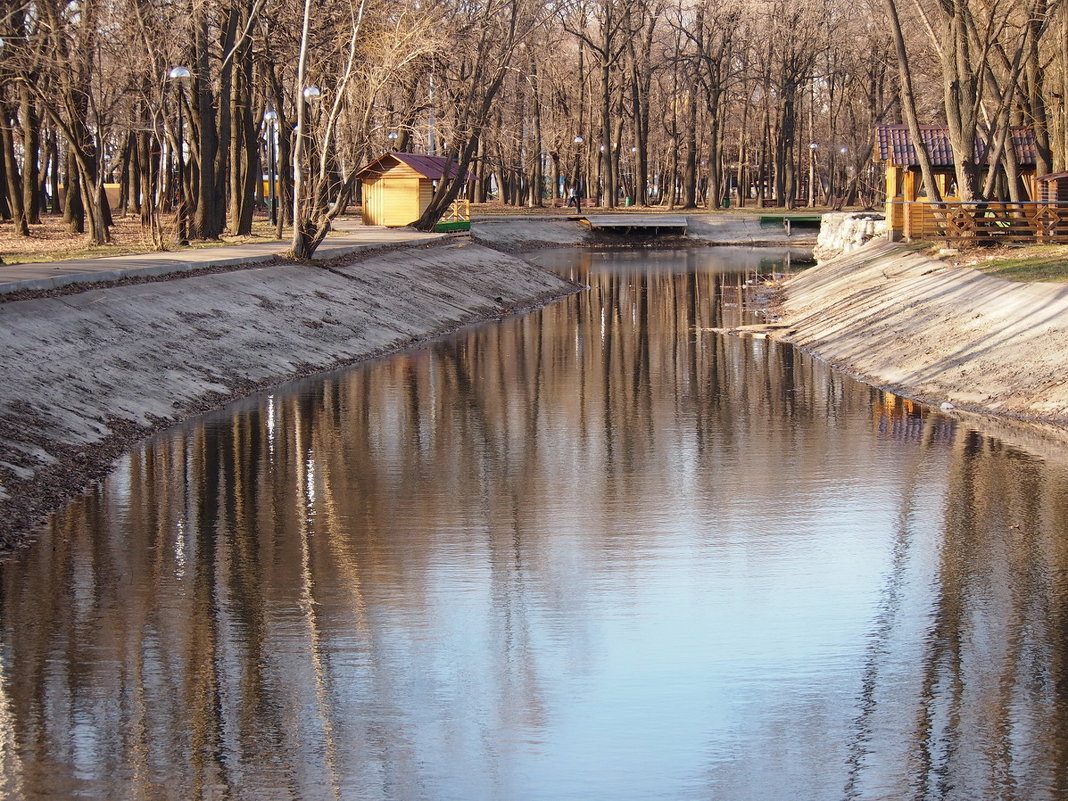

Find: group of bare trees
[885,0,1065,204]
[1,0,1068,257]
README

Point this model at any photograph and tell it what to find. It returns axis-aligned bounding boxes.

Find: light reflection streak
[0,652,23,799]
[267,394,277,456]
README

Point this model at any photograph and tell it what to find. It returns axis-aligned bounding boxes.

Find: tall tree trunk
[600,60,614,208]
[776,92,796,208]
[883,0,943,204]
[20,87,41,224]
[229,33,257,235]
[940,6,982,200]
[290,0,314,258]
[682,89,698,209]
[47,130,61,215]
[0,140,8,221]
[191,18,223,239]
[63,146,85,233]
[0,109,28,235]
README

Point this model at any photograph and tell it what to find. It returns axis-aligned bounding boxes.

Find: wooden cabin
[1037,172,1068,203]
[355,152,465,227]
[875,124,1038,236]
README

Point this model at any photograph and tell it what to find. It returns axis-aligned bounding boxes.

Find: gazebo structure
[875,124,1039,239]
[355,152,467,227]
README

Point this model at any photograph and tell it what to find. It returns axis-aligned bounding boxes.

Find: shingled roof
[875,124,1037,168]
[355,152,468,181]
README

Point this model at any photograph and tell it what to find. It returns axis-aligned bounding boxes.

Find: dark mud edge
[0,238,584,554]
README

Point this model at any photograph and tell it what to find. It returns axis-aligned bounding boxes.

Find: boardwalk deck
[581,215,689,235]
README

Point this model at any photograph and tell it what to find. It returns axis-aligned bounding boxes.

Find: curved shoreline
[773,240,1068,434]
[0,239,582,551]
[5,222,1065,551]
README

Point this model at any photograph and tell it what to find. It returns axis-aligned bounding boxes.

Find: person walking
[567,185,582,214]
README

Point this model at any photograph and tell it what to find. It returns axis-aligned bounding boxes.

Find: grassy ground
[888,240,1068,283]
[964,245,1068,283]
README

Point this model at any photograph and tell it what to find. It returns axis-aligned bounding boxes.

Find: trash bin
[625,197,633,206]
[721,196,730,209]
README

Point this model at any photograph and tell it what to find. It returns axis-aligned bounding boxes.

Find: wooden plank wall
[902,201,1068,244]
[361,174,429,226]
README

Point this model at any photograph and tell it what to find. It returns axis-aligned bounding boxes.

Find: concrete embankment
[0,239,580,548]
[777,240,1068,427]
[472,213,813,251]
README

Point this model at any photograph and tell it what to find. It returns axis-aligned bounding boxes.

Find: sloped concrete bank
[774,240,1068,431]
[0,239,581,549]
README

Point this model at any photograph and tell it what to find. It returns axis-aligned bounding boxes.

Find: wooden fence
[897,201,1068,245]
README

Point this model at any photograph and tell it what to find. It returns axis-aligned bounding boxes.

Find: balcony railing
[893,201,1068,245]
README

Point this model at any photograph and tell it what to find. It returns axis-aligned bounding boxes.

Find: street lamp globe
[166,65,193,245]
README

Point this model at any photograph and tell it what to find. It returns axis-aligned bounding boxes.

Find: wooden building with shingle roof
[875,124,1039,235]
[1037,172,1068,203]
[355,152,467,227]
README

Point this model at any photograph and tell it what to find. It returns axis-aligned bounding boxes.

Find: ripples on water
[1,247,1068,800]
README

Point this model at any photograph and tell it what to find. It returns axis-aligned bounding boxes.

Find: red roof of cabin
[355,152,468,181]
[875,124,1037,168]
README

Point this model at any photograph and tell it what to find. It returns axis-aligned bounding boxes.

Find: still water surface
[2,248,1068,800]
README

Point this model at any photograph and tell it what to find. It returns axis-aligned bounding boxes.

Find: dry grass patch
[0,214,285,265]
[959,244,1068,283]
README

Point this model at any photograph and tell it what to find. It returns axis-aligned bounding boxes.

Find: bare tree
[290,0,440,258]
[411,0,548,231]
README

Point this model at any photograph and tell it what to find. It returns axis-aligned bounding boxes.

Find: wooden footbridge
[579,215,689,236]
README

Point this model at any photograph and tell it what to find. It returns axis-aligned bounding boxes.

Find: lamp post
[264,109,278,225]
[291,85,321,255]
[300,86,321,167]
[168,65,191,245]
[808,142,819,208]
[839,147,849,205]
[302,87,321,158]
[388,131,398,151]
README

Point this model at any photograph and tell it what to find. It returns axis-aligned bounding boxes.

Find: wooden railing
[897,201,1068,245]
[445,198,471,223]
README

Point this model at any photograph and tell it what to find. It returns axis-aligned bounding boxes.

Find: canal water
[1,247,1067,800]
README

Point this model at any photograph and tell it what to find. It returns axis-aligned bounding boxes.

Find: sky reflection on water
[1,247,1067,800]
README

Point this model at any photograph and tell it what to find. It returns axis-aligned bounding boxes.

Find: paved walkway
[0,219,442,296]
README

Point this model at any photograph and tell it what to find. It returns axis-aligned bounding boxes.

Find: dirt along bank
[0,238,582,550]
[770,239,1068,432]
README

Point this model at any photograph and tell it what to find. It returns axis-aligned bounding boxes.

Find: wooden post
[885,165,899,234]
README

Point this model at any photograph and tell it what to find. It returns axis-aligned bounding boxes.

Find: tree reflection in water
[1,247,1067,801]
